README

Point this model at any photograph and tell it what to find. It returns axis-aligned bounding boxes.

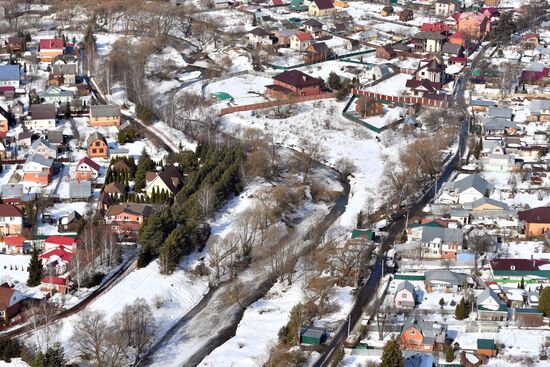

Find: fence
[268,49,376,70]
[353,88,451,108]
[219,92,336,115]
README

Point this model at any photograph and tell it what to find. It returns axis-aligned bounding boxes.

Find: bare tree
[197,184,216,218]
[467,228,493,272]
[207,234,239,280]
[293,139,326,184]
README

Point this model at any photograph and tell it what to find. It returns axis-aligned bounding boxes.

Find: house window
[511,265,515,270]
[99,149,104,153]
[410,330,416,335]
[95,141,101,146]
[402,293,407,298]
[92,149,97,153]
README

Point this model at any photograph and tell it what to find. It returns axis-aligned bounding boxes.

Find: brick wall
[219,92,336,115]
[353,88,450,108]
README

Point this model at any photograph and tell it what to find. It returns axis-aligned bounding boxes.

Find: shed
[477,338,497,357]
[300,326,326,345]
[351,229,375,240]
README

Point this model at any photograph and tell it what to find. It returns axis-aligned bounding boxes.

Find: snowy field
[202,75,273,107]
[364,73,411,96]
[0,254,31,284]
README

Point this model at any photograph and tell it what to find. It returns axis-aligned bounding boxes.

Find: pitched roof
[90,105,121,119]
[414,31,447,41]
[312,0,334,10]
[69,180,91,199]
[4,236,25,247]
[25,154,54,168]
[396,280,416,295]
[47,130,64,144]
[45,235,78,247]
[465,197,509,210]
[530,99,550,114]
[0,204,22,217]
[40,246,74,263]
[52,63,77,75]
[450,174,491,194]
[518,207,550,224]
[294,31,312,41]
[406,79,442,93]
[0,65,20,82]
[104,181,125,194]
[1,184,24,199]
[307,42,330,54]
[488,107,513,119]
[77,157,101,172]
[148,165,185,194]
[29,104,56,120]
[490,258,549,271]
[39,38,64,50]
[41,276,67,286]
[86,131,107,147]
[106,203,154,218]
[441,42,462,55]
[31,138,56,151]
[477,339,495,350]
[248,27,270,37]
[0,285,17,311]
[304,19,323,27]
[424,270,467,285]
[273,70,322,89]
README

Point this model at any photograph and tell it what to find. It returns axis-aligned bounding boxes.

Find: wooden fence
[353,88,451,108]
[219,92,336,115]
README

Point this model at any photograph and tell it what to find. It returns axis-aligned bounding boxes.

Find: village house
[418,226,463,259]
[400,316,447,352]
[0,65,20,88]
[105,203,155,241]
[89,105,121,127]
[464,197,509,213]
[395,281,416,309]
[398,9,413,22]
[23,154,54,185]
[26,104,56,131]
[424,270,467,293]
[145,165,185,197]
[245,27,273,46]
[355,95,384,118]
[405,79,443,97]
[30,138,57,159]
[308,0,335,17]
[490,258,550,284]
[530,99,550,122]
[303,19,323,35]
[0,284,24,321]
[40,246,74,275]
[1,236,29,254]
[58,210,83,233]
[304,42,332,63]
[518,207,550,239]
[290,32,312,51]
[457,12,490,40]
[434,0,458,17]
[39,38,64,62]
[38,86,75,106]
[44,236,79,253]
[476,288,508,321]
[266,70,323,97]
[439,174,492,205]
[416,56,446,83]
[380,5,394,17]
[413,31,447,53]
[407,219,459,242]
[7,36,24,53]
[477,339,497,358]
[0,204,23,236]
[376,45,397,60]
[52,63,78,85]
[75,156,101,181]
[40,276,69,295]
[86,132,109,159]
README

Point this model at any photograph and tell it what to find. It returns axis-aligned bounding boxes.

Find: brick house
[40,276,69,295]
[376,45,397,60]
[0,204,23,236]
[457,12,490,40]
[23,154,54,185]
[400,316,446,352]
[355,95,384,117]
[518,207,550,239]
[266,70,323,97]
[105,203,155,241]
[39,38,64,62]
[399,9,413,22]
[86,132,109,159]
[75,157,101,181]
[89,105,121,127]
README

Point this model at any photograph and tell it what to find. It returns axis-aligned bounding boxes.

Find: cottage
[398,9,413,22]
[26,104,56,131]
[266,70,323,97]
[40,247,74,275]
[476,288,508,321]
[86,132,109,159]
[69,180,92,201]
[477,338,497,357]
[89,105,121,127]
[400,316,446,352]
[39,38,64,62]
[457,12,490,40]
[530,99,550,122]
[416,56,446,83]
[441,42,464,57]
[44,236,79,253]
[0,284,24,321]
[40,276,69,295]
[0,204,22,236]
[413,31,447,53]
[58,210,83,233]
[464,197,509,212]
[308,0,335,17]
[145,165,185,197]
[0,65,20,88]
[355,95,384,117]
[246,27,273,46]
[395,281,416,309]
[75,157,101,181]
[23,154,54,185]
[424,270,467,293]
[417,226,463,259]
[51,63,78,85]
[290,32,312,51]
[435,0,458,17]
[1,236,28,254]
[376,45,397,60]
[30,138,57,159]
[439,174,492,205]
[105,203,155,241]
[304,42,332,63]
[381,5,394,17]
[303,19,323,35]
[104,181,126,198]
[518,207,550,239]
[405,79,443,97]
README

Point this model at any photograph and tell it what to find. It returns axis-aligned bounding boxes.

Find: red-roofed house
[523,33,540,48]
[40,276,69,295]
[420,22,450,35]
[449,31,470,48]
[521,67,550,84]
[2,236,27,254]
[266,70,323,97]
[44,236,79,253]
[290,32,312,51]
[75,157,101,181]
[457,12,490,39]
[39,38,64,62]
[40,247,74,275]
[518,207,550,239]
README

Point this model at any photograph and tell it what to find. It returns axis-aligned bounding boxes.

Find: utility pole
[347,314,351,338]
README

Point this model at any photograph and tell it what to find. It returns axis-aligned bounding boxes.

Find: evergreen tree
[380,338,404,367]
[455,297,466,320]
[439,297,445,309]
[31,343,65,367]
[327,71,341,90]
[135,149,154,191]
[445,347,455,363]
[538,287,550,316]
[27,246,43,287]
[278,303,303,347]
[489,12,516,43]
[519,276,525,289]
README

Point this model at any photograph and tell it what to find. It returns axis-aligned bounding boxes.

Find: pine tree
[439,297,445,309]
[445,346,455,363]
[27,246,43,287]
[538,287,550,316]
[380,338,404,367]
[31,343,65,367]
[520,277,525,289]
[455,297,466,320]
[327,71,341,90]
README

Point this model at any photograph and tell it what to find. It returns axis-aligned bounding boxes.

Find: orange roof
[4,236,25,247]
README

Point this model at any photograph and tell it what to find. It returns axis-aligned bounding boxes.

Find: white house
[0,65,20,88]
[26,104,56,131]
[434,0,457,17]
[38,86,75,106]
[439,174,492,205]
[246,27,273,46]
[290,32,312,51]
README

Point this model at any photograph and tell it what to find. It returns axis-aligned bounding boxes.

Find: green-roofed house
[513,308,544,327]
[351,229,375,241]
[210,92,233,102]
[289,0,308,11]
[477,338,496,357]
[300,326,326,345]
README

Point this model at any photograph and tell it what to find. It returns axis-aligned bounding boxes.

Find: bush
[136,104,153,123]
[0,337,21,362]
[81,272,105,288]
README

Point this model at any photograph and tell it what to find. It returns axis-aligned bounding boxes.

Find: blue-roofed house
[0,65,20,88]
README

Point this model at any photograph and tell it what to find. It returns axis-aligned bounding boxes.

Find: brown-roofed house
[0,283,24,321]
[381,5,394,16]
[87,132,109,159]
[376,45,397,60]
[304,42,332,63]
[266,70,323,97]
[518,207,550,239]
[105,203,155,241]
[309,0,335,17]
[104,181,126,197]
[145,165,185,197]
[0,204,23,236]
[399,9,413,21]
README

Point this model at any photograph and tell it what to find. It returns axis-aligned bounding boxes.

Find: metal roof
[0,65,20,82]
